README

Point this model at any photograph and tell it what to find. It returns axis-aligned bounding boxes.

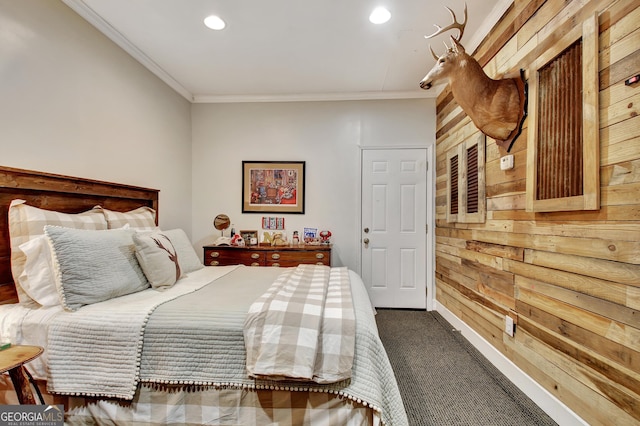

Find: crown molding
[193,90,436,104]
[62,0,194,101]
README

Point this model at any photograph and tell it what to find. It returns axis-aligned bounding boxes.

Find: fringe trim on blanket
[138,381,381,414]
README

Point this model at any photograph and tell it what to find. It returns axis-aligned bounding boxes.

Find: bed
[0,166,408,426]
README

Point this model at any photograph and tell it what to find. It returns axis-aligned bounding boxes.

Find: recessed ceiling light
[204,15,226,30]
[369,7,391,24]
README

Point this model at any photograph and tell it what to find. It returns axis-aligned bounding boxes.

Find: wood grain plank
[490,204,640,222]
[517,276,638,328]
[516,305,640,395]
[600,48,640,89]
[516,286,640,348]
[511,219,640,242]
[602,159,640,186]
[466,228,640,264]
[524,249,640,287]
[504,259,636,309]
[513,321,640,424]
[466,240,524,261]
[600,91,640,128]
[600,114,640,165]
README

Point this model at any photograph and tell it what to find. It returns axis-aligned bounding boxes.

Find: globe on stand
[213,214,231,245]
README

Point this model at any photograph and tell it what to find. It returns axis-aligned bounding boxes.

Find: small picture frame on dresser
[240,230,258,245]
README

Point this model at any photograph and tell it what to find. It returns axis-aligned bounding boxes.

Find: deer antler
[152,235,181,282]
[429,39,456,59]
[429,46,439,60]
[424,4,467,42]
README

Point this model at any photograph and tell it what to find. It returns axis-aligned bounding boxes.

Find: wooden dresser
[203,245,331,267]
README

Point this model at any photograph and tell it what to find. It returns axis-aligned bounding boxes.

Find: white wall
[0,0,437,261]
[191,99,435,271]
[0,0,192,232]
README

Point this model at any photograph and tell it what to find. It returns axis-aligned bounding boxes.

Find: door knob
[363,238,370,246]
[364,227,370,233]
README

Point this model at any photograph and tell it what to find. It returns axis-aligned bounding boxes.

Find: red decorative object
[319,230,332,244]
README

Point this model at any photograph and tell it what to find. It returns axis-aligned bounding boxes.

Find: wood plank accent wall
[434,1,639,425]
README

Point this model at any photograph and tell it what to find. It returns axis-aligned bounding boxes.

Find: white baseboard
[435,301,589,426]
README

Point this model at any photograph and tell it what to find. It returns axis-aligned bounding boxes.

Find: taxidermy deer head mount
[419,4,527,152]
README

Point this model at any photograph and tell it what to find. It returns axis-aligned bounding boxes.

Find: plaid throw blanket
[244,265,356,384]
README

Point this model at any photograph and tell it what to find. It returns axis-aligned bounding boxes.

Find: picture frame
[240,230,258,245]
[242,161,305,214]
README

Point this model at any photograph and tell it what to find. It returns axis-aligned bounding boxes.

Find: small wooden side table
[0,345,43,404]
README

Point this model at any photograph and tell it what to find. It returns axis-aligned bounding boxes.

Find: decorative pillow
[102,207,157,230]
[8,200,108,306]
[161,229,204,274]
[133,232,183,290]
[17,236,59,307]
[44,226,149,311]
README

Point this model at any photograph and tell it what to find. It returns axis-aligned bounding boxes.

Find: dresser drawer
[203,245,331,268]
[204,248,264,266]
[265,250,330,267]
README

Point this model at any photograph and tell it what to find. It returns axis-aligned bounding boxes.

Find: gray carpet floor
[375,309,558,426]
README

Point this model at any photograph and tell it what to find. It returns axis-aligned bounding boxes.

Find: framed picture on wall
[242,161,305,214]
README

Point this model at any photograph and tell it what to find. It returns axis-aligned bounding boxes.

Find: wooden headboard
[0,166,159,304]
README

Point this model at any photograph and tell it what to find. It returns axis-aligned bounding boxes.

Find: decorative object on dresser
[213,213,232,246]
[203,245,331,267]
[240,230,258,245]
[242,161,305,214]
[261,216,285,230]
[319,230,332,244]
[303,227,318,244]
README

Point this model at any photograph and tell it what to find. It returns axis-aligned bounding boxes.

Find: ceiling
[62,0,511,103]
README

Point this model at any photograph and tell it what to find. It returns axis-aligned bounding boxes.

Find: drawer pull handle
[271,253,280,260]
[315,253,324,259]
[251,253,260,259]
[316,262,324,265]
[271,263,280,267]
[209,260,220,266]
[251,262,260,267]
[209,252,220,258]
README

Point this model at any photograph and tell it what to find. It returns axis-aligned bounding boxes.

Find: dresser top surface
[203,244,331,251]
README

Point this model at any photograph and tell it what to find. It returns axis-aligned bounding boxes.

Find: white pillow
[17,236,59,307]
[102,207,157,230]
[133,232,183,290]
[161,229,204,274]
[45,226,149,311]
[8,199,108,306]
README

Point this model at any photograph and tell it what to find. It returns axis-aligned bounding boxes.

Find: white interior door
[361,148,428,309]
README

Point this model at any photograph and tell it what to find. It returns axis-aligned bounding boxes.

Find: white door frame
[357,145,436,311]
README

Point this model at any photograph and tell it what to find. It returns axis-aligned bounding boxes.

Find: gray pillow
[44,226,149,311]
